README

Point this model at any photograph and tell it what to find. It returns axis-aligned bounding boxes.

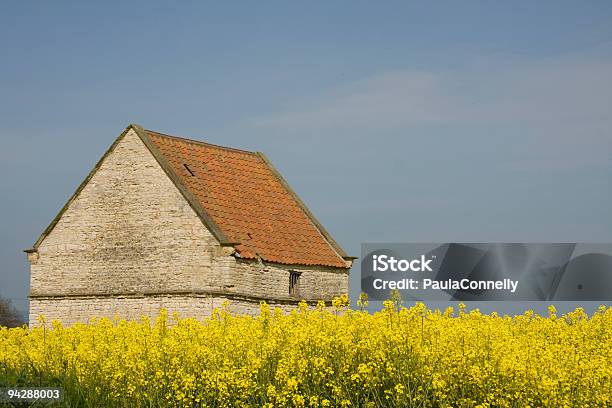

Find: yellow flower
[0,301,609,407]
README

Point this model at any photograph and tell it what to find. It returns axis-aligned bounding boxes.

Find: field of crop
[1,297,611,407]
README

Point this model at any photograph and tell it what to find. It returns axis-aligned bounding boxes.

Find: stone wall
[29,129,220,300]
[216,257,349,301]
[29,294,300,327]
[28,128,349,326]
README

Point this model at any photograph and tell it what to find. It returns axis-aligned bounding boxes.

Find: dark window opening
[183,163,195,176]
[289,271,301,296]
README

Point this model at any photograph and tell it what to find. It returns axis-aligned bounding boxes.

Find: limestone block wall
[29,129,221,300]
[29,295,299,327]
[215,256,349,301]
[29,256,348,326]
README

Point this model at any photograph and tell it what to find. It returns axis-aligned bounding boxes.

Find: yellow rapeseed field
[1,297,611,407]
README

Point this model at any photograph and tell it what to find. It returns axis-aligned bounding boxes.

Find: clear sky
[1,1,612,316]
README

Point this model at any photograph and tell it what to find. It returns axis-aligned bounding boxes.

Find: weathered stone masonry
[27,126,352,326]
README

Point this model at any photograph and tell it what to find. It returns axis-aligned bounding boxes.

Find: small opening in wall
[184,163,195,176]
[289,270,301,296]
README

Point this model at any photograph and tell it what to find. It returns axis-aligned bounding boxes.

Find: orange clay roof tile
[145,129,348,268]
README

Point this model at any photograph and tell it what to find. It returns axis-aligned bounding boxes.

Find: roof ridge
[145,129,257,155]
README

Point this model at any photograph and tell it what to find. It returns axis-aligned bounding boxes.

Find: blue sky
[1,1,612,316]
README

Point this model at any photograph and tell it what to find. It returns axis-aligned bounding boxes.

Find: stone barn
[25,124,353,325]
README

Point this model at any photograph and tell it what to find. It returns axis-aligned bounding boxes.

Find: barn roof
[29,124,353,269]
